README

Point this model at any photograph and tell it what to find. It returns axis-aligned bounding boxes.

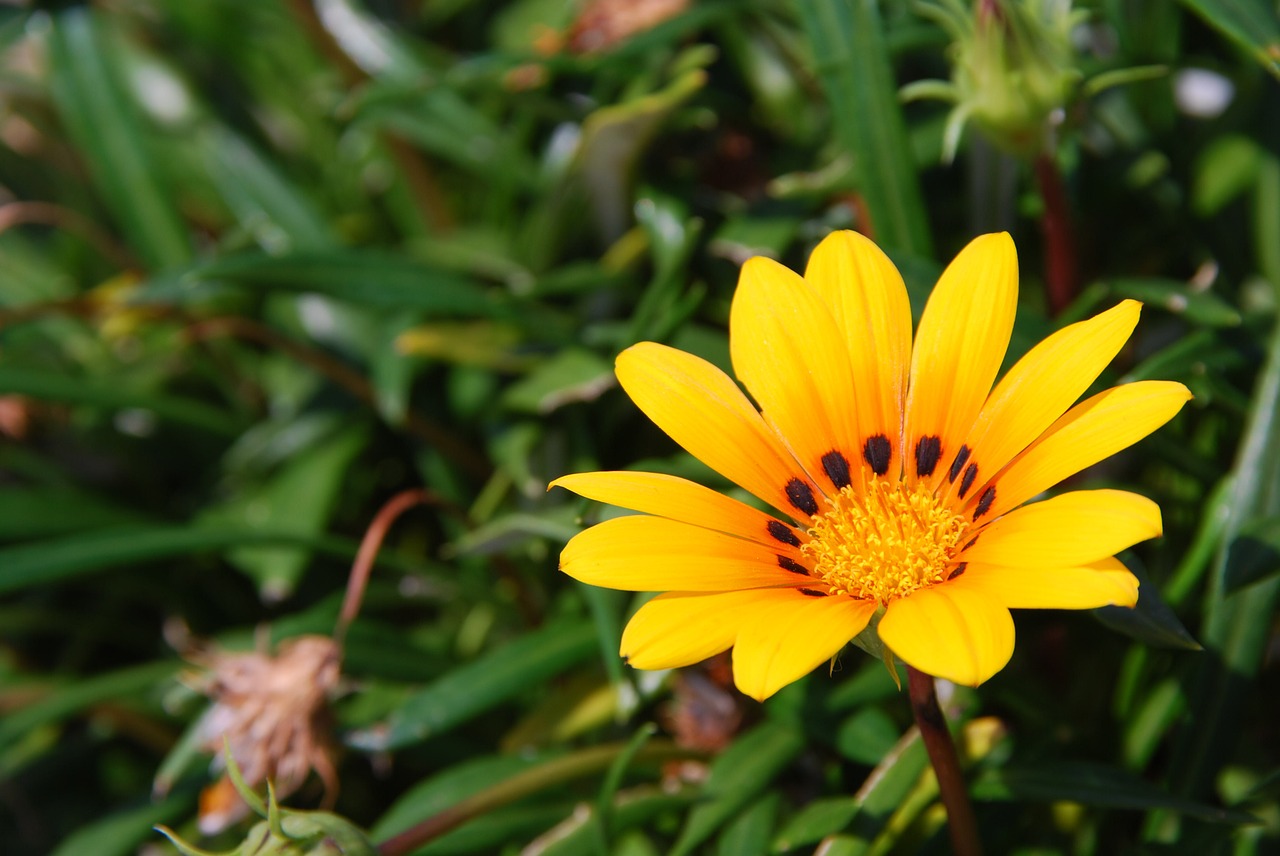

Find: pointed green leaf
[348,622,597,750]
[795,0,932,256]
[47,8,191,269]
[669,721,804,856]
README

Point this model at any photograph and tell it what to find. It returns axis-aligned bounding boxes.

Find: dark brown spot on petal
[767,520,801,547]
[785,478,819,516]
[915,435,942,477]
[964,535,980,550]
[799,588,827,597]
[863,434,892,476]
[973,486,996,520]
[958,462,979,499]
[948,562,968,580]
[948,445,972,484]
[822,450,853,489]
[778,555,808,575]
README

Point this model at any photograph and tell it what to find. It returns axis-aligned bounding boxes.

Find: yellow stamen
[802,480,968,603]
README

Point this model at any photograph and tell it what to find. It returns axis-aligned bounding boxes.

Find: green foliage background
[1,0,1278,853]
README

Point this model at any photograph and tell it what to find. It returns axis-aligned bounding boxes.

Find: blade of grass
[349,621,599,751]
[1177,0,1280,80]
[0,367,242,435]
[1166,315,1280,805]
[184,251,501,315]
[669,721,804,856]
[47,8,191,270]
[795,0,932,256]
[0,525,420,595]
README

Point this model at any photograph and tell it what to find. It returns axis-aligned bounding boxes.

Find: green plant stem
[907,667,982,856]
[1034,152,1078,315]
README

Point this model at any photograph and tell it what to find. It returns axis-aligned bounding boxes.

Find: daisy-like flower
[552,232,1191,701]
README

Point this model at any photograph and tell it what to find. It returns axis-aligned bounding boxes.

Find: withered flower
[190,635,342,835]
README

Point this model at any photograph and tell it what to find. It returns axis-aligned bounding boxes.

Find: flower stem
[1034,152,1078,316]
[907,666,982,856]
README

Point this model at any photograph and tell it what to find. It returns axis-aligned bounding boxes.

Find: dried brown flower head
[191,635,342,834]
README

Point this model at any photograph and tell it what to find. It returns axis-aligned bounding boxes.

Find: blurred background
[1,0,1278,853]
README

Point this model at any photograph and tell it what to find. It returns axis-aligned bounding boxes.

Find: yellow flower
[552,232,1190,700]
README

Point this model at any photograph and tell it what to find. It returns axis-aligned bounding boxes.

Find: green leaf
[1092,562,1201,651]
[1192,135,1264,216]
[0,525,407,596]
[525,787,698,856]
[197,124,335,252]
[1170,316,1280,798]
[795,0,932,256]
[1222,515,1280,592]
[1177,0,1280,80]
[1107,278,1241,328]
[772,798,860,850]
[349,621,598,751]
[0,367,241,435]
[200,424,368,600]
[182,251,501,315]
[372,754,546,840]
[47,8,191,269]
[774,729,928,853]
[835,707,900,765]
[359,90,539,188]
[973,762,1257,824]
[669,721,804,856]
[49,785,198,856]
[715,792,779,856]
[1123,678,1186,770]
[0,487,148,539]
[0,660,178,751]
[501,350,616,415]
[415,804,576,855]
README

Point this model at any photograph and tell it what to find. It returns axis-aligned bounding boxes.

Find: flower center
[801,480,968,604]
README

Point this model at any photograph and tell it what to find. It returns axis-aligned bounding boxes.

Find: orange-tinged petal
[948,300,1142,507]
[621,590,772,670]
[560,515,810,592]
[879,586,1014,685]
[804,231,913,479]
[984,381,1193,519]
[616,342,820,519]
[948,558,1139,610]
[732,591,877,700]
[730,257,867,493]
[962,489,1161,567]
[550,471,804,549]
[904,233,1018,490]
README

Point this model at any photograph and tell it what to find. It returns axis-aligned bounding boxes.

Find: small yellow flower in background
[552,232,1191,701]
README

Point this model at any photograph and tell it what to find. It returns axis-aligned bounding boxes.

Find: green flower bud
[156,758,375,856]
[905,0,1086,159]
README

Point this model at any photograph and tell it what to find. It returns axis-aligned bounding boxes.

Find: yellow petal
[616,342,820,519]
[621,590,771,669]
[949,559,1139,609]
[804,231,913,479]
[560,515,811,592]
[879,586,1014,686]
[732,591,877,701]
[948,300,1142,508]
[550,471,804,549]
[961,489,1161,567]
[983,381,1193,519]
[904,233,1018,490]
[730,257,868,493]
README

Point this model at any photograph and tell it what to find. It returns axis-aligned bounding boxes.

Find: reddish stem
[907,667,983,856]
[334,489,431,647]
[1034,153,1078,316]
